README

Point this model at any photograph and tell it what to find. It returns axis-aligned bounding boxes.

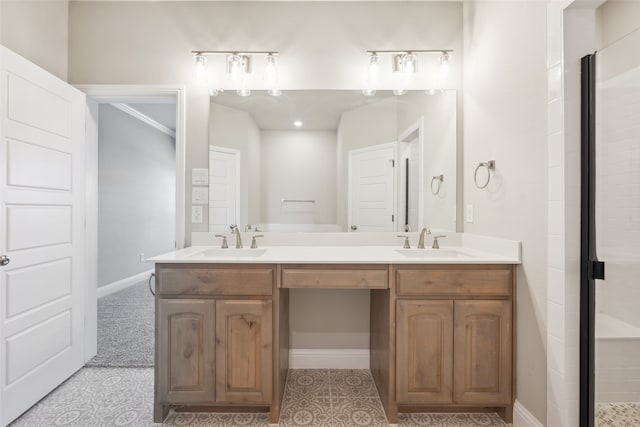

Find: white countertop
[148,236,521,265]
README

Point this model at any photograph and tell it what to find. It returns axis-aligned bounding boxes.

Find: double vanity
[149,233,520,424]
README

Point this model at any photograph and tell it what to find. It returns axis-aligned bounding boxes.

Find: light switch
[465,204,474,223]
[192,205,203,224]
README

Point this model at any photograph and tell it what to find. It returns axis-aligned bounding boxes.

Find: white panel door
[348,142,395,232]
[209,147,239,232]
[0,46,86,425]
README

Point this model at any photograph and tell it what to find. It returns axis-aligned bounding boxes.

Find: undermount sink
[192,248,267,258]
[395,248,473,258]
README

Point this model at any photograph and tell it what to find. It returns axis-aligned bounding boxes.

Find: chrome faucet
[230,224,243,248]
[417,227,431,249]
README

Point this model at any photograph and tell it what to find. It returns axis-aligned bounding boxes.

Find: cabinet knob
[0,255,9,266]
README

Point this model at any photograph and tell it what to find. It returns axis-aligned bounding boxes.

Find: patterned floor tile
[163,412,271,426]
[596,402,640,427]
[10,367,156,427]
[329,370,379,398]
[279,396,333,427]
[285,370,331,399]
[399,412,508,426]
[331,398,388,427]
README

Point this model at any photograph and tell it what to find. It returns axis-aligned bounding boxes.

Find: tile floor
[11,368,511,427]
[596,402,640,427]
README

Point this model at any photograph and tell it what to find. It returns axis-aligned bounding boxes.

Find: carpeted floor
[86,279,155,368]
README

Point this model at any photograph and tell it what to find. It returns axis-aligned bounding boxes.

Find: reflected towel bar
[281,199,316,203]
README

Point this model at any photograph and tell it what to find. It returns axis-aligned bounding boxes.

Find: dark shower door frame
[580,53,606,427]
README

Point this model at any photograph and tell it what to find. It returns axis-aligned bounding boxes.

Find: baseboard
[289,349,370,369]
[97,270,153,299]
[514,400,544,427]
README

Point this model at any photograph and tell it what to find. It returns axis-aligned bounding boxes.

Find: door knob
[0,255,10,266]
[350,225,358,231]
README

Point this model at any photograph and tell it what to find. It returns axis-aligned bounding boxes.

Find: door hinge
[392,214,394,222]
[391,160,395,167]
[590,260,605,280]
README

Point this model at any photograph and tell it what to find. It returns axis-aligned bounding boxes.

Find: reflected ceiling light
[393,89,407,96]
[192,50,280,96]
[209,88,223,97]
[362,89,376,96]
[293,120,303,127]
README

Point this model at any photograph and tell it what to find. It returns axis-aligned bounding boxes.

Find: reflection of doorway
[347,142,396,232]
[397,119,424,232]
[209,146,240,231]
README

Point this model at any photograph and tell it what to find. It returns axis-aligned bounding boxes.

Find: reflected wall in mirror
[208,90,457,233]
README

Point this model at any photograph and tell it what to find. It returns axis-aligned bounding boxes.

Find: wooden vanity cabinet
[154,264,279,423]
[393,265,515,421]
[215,299,272,404]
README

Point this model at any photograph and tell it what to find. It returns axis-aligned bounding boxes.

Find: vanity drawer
[282,265,388,289]
[156,264,274,296]
[396,265,512,298]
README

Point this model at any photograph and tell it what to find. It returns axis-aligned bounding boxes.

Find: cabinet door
[396,300,453,404]
[215,300,273,403]
[157,299,215,404]
[453,300,512,405]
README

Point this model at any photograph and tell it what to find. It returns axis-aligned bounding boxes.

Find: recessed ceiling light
[293,120,303,127]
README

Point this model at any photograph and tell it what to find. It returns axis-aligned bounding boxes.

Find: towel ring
[474,160,495,189]
[430,175,444,195]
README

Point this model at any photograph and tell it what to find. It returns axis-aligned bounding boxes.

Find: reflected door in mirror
[209,146,240,231]
[348,142,396,231]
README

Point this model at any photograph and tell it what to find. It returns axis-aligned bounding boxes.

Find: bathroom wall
[0,0,69,81]
[209,103,262,227]
[397,91,457,232]
[260,130,337,225]
[462,1,548,423]
[68,1,463,245]
[597,0,640,49]
[98,104,176,287]
[336,97,398,230]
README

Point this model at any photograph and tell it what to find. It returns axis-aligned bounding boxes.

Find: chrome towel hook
[430,174,444,195]
[474,160,495,189]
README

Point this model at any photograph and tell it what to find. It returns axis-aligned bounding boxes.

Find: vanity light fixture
[362,53,380,96]
[363,49,453,95]
[192,50,280,96]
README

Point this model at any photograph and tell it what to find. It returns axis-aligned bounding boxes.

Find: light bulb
[440,52,451,80]
[403,53,417,75]
[236,88,251,97]
[362,89,376,96]
[265,54,281,96]
[368,53,379,81]
[293,120,303,127]
[393,89,407,96]
[194,54,207,83]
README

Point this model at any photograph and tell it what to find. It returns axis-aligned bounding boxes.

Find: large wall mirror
[208,90,457,233]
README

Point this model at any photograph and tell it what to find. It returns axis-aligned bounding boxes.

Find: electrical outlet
[465,204,474,223]
[139,253,145,263]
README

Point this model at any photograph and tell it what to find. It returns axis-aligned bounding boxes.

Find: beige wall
[1,0,69,80]
[597,0,640,49]
[462,1,548,422]
[260,130,337,225]
[68,1,463,245]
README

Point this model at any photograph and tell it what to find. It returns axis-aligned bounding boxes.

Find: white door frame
[347,141,397,232]
[76,84,186,362]
[397,117,425,231]
[209,145,241,229]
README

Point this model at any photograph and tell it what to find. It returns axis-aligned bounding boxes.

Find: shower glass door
[592,27,640,426]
